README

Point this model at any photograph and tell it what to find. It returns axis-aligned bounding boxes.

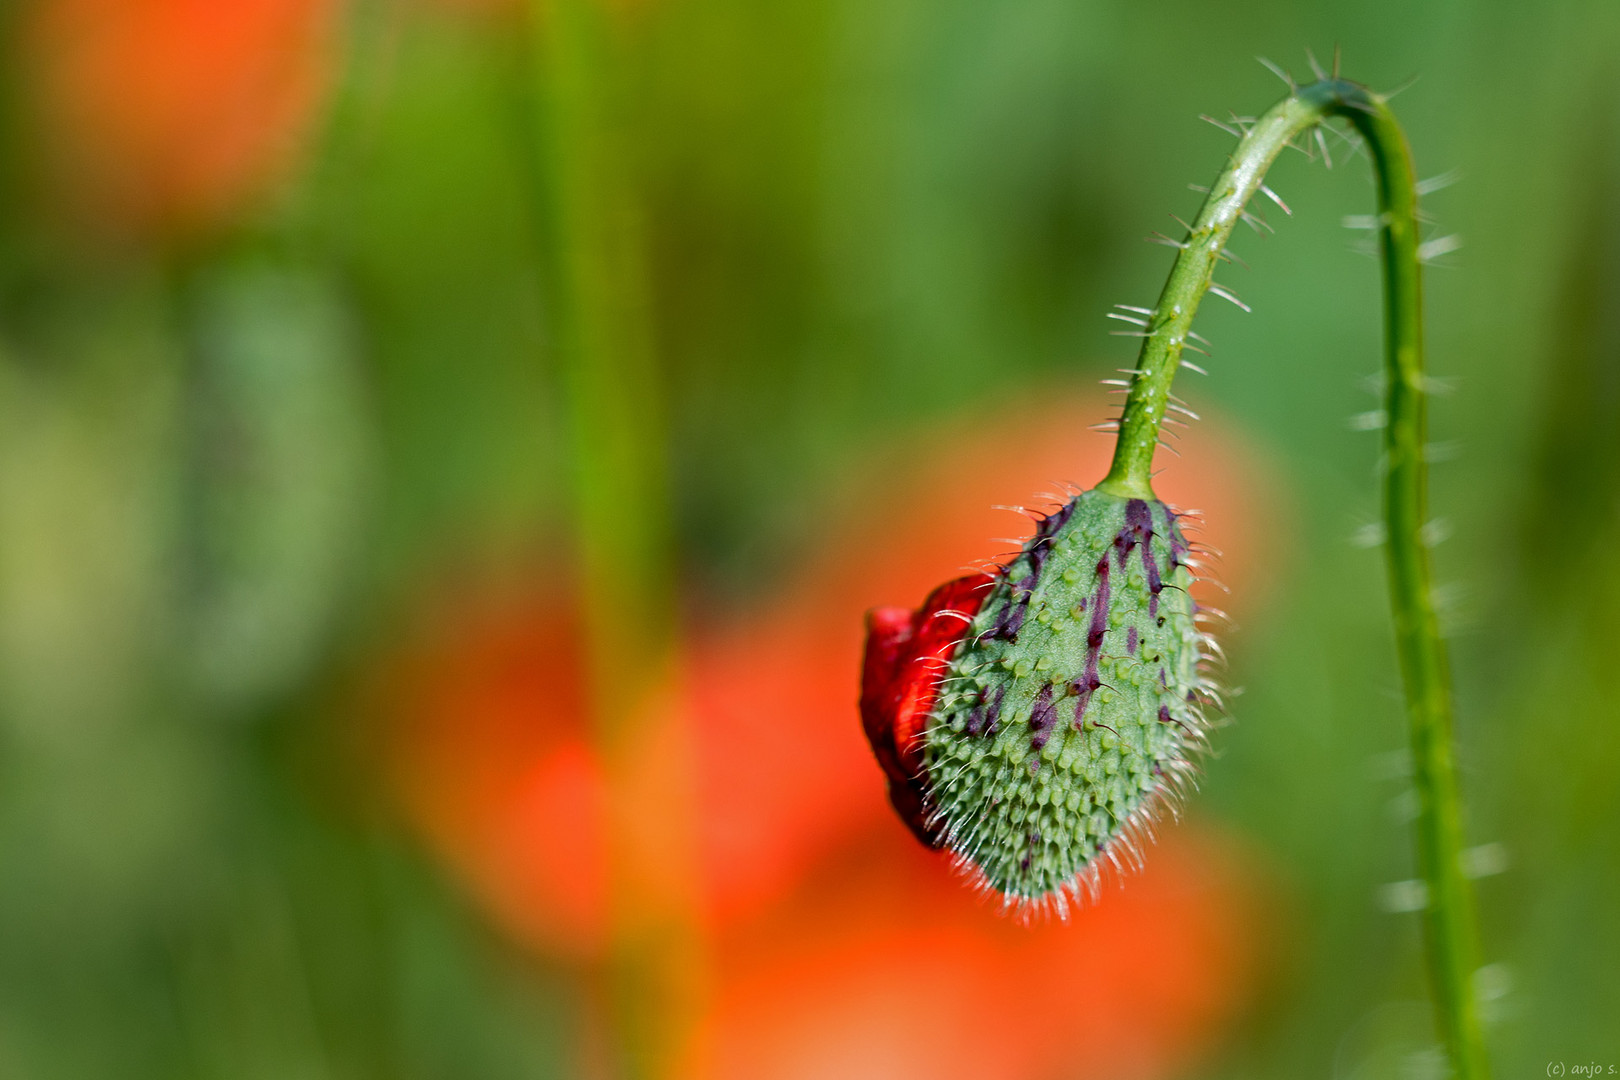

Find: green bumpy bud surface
[924,489,1204,907]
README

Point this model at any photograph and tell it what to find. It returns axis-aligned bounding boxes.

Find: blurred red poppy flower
[372,388,1282,1076]
[684,824,1256,1080]
[25,0,338,237]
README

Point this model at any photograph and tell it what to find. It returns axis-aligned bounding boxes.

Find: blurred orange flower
[375,389,1281,1077]
[688,826,1255,1080]
[25,0,339,237]
[381,586,612,956]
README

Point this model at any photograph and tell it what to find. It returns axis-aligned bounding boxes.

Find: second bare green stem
[1098,79,1490,1080]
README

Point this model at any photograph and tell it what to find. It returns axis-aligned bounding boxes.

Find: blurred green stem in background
[525,1,704,1077]
[1098,75,1490,1080]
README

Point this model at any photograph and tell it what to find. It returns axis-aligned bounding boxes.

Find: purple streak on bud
[1068,552,1115,730]
[1142,542,1164,597]
[1116,497,1153,570]
[994,503,1078,643]
[1169,527,1190,572]
[1070,658,1102,731]
[1087,558,1111,650]
[1029,683,1059,751]
[1027,509,1059,578]
[1036,501,1077,544]
[965,696,986,737]
[967,684,1005,737]
[983,686,1005,736]
[992,585,1030,642]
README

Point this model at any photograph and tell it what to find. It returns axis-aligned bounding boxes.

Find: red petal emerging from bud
[860,573,995,847]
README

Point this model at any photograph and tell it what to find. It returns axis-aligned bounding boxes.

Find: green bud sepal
[922,489,1215,914]
[860,486,1222,916]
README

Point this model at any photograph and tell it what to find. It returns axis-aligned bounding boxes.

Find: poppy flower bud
[861,489,1209,910]
[861,572,996,847]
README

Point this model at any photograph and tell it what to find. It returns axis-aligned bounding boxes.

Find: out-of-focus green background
[1,0,1616,1077]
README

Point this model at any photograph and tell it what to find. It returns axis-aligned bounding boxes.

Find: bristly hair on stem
[1097,71,1492,1080]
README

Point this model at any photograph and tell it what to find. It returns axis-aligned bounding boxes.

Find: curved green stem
[1100,79,1489,1079]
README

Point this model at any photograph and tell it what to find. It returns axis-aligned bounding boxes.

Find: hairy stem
[1099,78,1490,1079]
